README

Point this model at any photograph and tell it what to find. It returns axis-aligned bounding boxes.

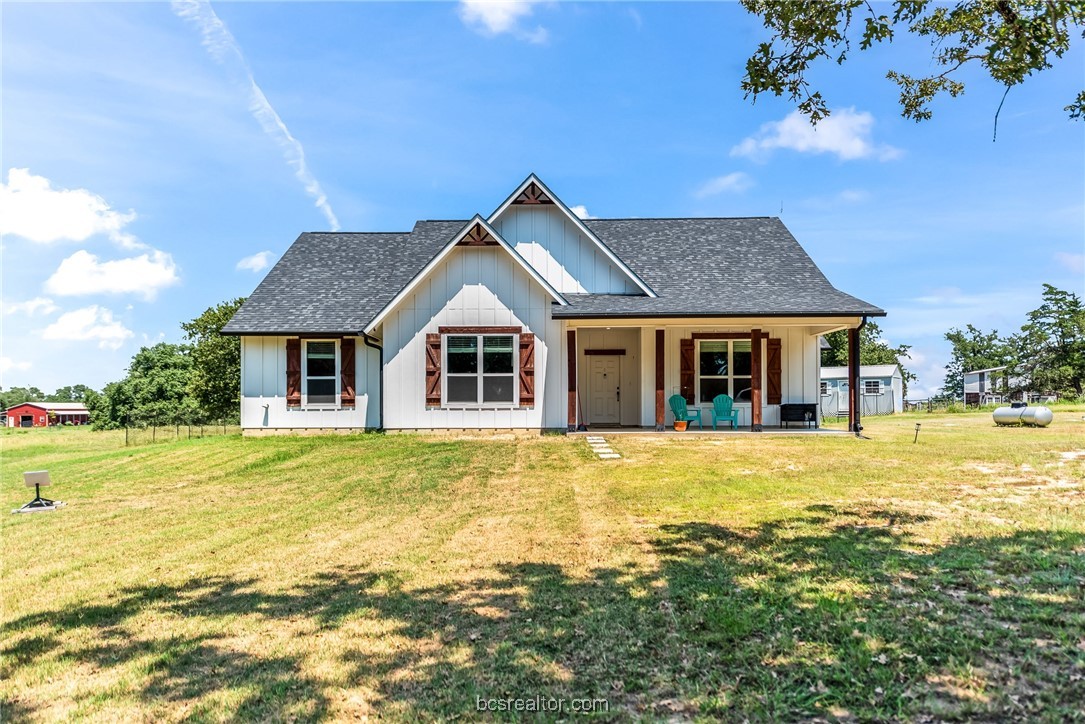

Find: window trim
[442,332,520,409]
[302,339,340,408]
[695,339,754,405]
[863,379,883,396]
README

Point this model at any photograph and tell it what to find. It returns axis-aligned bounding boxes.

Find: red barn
[4,402,89,428]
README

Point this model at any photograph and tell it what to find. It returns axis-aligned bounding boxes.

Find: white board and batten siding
[240,336,380,430]
[638,324,822,427]
[493,207,640,294]
[380,245,566,430]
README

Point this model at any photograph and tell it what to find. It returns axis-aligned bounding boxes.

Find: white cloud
[694,172,754,198]
[731,108,902,162]
[45,250,180,300]
[236,250,273,272]
[1055,251,1084,275]
[1,356,32,375]
[3,297,59,316]
[41,305,134,350]
[458,0,549,43]
[837,189,869,203]
[569,205,595,220]
[173,0,340,230]
[0,168,141,247]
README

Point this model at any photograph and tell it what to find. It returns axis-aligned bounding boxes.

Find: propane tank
[993,406,1025,426]
[1020,406,1054,427]
[993,406,1053,427]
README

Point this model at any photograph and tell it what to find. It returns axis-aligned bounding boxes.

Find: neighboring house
[964,366,1009,406]
[963,366,1053,405]
[820,365,903,417]
[5,402,90,428]
[223,175,884,434]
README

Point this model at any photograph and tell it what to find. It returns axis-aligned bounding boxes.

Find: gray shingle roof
[222,221,463,335]
[223,215,881,335]
[555,217,884,318]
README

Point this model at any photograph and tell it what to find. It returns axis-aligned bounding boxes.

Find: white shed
[820,364,903,417]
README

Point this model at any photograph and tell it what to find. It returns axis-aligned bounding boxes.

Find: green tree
[181,298,245,422]
[89,344,197,429]
[741,1,1084,124]
[822,320,917,395]
[943,324,1009,399]
[1007,284,1085,397]
[46,384,96,402]
[0,386,45,410]
[87,381,132,430]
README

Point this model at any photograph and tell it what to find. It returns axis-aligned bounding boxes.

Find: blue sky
[2,1,1082,398]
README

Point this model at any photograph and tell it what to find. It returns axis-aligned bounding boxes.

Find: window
[445,334,517,406]
[698,340,752,403]
[304,340,338,405]
[863,380,882,395]
[820,381,829,396]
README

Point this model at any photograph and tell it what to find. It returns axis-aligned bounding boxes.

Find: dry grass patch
[3,409,1084,720]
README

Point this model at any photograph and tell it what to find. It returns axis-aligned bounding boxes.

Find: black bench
[779,403,818,429]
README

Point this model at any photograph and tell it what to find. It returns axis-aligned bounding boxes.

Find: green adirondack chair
[711,394,740,430]
[668,394,703,430]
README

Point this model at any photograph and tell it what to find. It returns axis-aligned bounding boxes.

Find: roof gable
[362,215,567,334]
[488,174,657,298]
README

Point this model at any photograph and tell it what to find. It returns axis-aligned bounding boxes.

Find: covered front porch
[568,426,849,436]
[563,318,867,433]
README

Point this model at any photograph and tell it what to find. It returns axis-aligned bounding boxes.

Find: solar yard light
[13,471,64,514]
[914,423,921,444]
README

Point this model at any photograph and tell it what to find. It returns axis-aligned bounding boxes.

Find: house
[223,175,884,434]
[820,365,903,417]
[964,366,1009,405]
[5,402,90,428]
[963,366,1053,405]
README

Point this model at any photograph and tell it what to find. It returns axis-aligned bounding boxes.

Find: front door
[589,356,621,425]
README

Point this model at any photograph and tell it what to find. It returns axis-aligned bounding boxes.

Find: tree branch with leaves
[741,0,1084,125]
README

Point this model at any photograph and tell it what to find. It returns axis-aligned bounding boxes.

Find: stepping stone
[598,453,621,459]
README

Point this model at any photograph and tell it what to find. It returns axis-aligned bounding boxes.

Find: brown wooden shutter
[340,338,356,406]
[519,333,535,407]
[286,338,301,407]
[680,338,695,404]
[767,338,782,405]
[425,334,442,407]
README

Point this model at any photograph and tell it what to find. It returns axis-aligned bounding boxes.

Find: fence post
[153,416,156,443]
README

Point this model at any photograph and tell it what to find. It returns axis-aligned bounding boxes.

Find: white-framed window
[697,340,752,403]
[444,334,518,406]
[303,339,339,406]
[820,381,830,396]
[863,379,882,395]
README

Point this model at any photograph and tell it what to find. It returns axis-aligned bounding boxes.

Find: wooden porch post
[655,329,665,430]
[751,329,763,431]
[567,329,577,431]
[847,326,859,432]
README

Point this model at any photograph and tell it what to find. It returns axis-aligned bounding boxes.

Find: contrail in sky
[172,0,340,231]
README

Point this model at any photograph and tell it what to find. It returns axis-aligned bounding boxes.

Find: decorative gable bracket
[511,181,554,205]
[456,222,498,246]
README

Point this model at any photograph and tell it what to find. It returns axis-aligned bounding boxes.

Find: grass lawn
[2,410,1084,721]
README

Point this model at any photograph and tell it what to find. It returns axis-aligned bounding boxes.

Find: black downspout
[854,315,868,437]
[361,332,384,431]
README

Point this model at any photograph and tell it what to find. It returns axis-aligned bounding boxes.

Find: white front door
[589,356,621,425]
